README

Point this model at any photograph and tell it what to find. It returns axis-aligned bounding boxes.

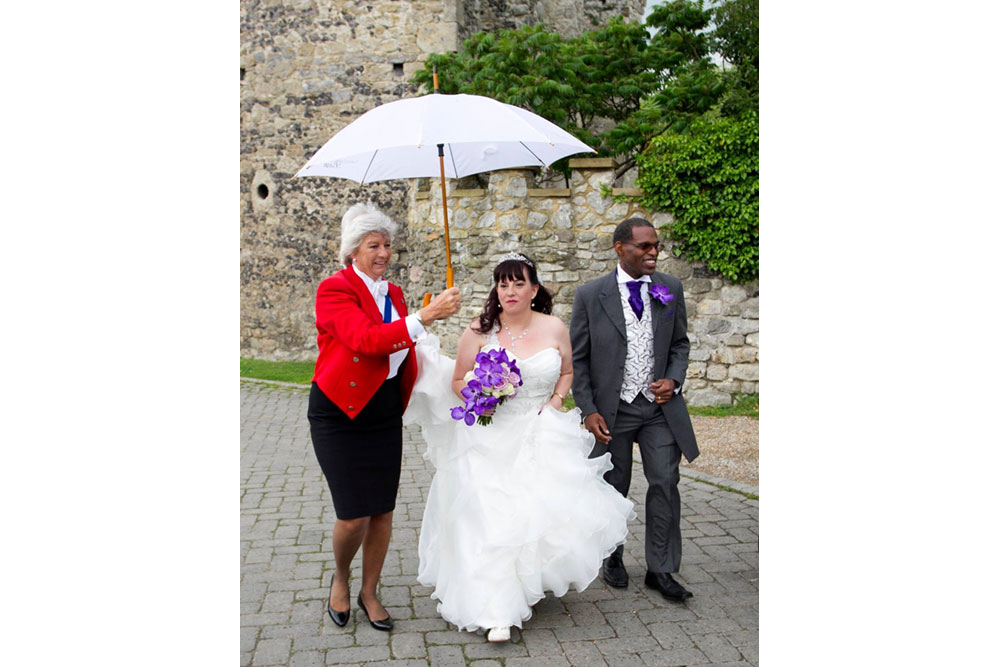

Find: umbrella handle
[423,292,432,308]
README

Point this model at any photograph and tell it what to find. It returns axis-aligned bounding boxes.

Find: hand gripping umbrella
[295,74,595,295]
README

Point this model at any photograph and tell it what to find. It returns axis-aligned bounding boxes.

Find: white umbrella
[295,88,595,289]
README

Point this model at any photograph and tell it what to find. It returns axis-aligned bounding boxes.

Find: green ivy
[635,111,758,283]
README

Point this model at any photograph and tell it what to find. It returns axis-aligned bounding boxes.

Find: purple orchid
[474,360,505,387]
[649,284,674,305]
[452,346,524,426]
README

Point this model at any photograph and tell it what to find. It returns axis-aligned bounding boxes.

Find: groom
[570,217,700,602]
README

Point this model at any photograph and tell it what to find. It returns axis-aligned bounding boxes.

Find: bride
[404,252,634,642]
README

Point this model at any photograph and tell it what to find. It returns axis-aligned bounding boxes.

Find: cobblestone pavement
[242,381,758,666]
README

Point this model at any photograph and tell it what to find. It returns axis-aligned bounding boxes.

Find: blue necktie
[382,295,392,324]
[626,281,644,320]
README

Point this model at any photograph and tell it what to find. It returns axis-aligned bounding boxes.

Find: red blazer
[312,264,418,419]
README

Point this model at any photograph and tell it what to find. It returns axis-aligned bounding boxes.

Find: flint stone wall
[403,160,758,407]
[458,0,645,40]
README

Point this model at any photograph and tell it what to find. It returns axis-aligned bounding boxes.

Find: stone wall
[403,159,758,407]
[240,0,642,359]
[458,0,644,41]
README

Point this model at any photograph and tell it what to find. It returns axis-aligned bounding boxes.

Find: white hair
[338,203,398,267]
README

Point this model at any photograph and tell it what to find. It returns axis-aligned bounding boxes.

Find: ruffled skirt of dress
[403,335,635,632]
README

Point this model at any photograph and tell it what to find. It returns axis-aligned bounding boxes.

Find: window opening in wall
[240,67,245,81]
[392,63,404,76]
[257,184,269,200]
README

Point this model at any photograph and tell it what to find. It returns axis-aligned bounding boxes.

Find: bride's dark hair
[473,254,553,334]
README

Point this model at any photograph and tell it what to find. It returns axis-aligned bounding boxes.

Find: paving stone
[596,636,662,654]
[291,633,357,651]
[289,650,326,667]
[638,647,710,666]
[692,634,743,663]
[426,629,488,645]
[322,646,391,663]
[559,641,608,666]
[241,383,758,667]
[262,622,322,639]
[521,628,562,656]
[464,640,529,659]
[505,657,571,667]
[428,644,465,666]
[552,624,617,642]
[605,610,652,637]
[253,637,292,665]
[240,626,259,653]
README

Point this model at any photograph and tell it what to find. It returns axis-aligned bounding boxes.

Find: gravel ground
[681,416,759,488]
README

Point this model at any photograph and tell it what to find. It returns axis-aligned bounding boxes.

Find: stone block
[729,364,759,381]
[499,212,522,230]
[527,211,549,228]
[586,190,612,214]
[697,299,722,316]
[721,285,747,304]
[685,387,732,407]
[505,176,528,197]
[706,364,728,381]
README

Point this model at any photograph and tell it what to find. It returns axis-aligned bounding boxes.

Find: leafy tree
[412,3,727,176]
[411,0,759,281]
[635,112,758,283]
[713,0,758,117]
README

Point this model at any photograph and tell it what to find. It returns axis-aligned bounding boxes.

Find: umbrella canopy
[295,93,594,182]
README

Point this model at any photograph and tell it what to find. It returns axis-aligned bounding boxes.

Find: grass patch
[688,393,758,418]
[240,357,314,384]
[565,392,758,419]
[691,477,758,500]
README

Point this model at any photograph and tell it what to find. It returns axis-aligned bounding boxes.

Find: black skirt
[307,376,403,520]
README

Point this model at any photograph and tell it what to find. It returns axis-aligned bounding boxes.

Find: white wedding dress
[403,331,635,633]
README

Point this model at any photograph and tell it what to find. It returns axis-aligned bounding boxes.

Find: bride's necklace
[501,314,531,351]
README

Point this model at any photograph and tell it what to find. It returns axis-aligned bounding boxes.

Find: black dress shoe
[326,601,350,627]
[326,575,350,627]
[357,594,393,631]
[602,551,629,588]
[644,571,693,601]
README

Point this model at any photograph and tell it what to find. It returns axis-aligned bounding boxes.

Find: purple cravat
[626,281,644,320]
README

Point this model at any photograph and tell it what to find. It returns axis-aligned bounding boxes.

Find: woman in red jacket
[309,203,460,631]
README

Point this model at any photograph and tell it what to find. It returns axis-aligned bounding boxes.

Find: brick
[253,638,291,665]
[391,632,428,659]
[289,650,326,667]
[428,644,465,666]
[322,645,391,663]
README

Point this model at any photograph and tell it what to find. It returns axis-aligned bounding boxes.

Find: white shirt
[354,268,426,380]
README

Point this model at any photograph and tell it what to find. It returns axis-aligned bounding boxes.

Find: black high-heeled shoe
[357,593,393,631]
[326,575,350,627]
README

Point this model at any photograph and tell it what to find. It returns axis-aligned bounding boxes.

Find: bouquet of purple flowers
[451,348,524,426]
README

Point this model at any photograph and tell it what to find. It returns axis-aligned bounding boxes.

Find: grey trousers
[590,393,683,573]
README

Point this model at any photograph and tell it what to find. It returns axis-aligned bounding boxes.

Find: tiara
[497,252,533,267]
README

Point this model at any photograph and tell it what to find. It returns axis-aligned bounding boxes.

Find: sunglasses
[623,241,663,252]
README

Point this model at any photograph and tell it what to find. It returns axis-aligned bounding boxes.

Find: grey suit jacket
[570,270,699,463]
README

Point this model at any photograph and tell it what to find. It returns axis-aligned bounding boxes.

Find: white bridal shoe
[487,626,511,642]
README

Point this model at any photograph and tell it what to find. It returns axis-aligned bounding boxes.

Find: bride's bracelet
[552,391,565,401]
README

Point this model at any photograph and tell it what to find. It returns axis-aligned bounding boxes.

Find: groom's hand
[649,378,677,404]
[584,413,612,445]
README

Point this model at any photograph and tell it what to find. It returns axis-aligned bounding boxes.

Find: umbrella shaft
[438,146,453,289]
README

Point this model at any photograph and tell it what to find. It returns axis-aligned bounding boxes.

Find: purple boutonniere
[649,284,675,316]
